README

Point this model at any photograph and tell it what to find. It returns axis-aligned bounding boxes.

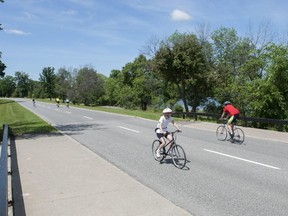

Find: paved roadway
[15,99,288,216]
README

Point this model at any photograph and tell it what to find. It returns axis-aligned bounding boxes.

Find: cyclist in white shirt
[155,108,181,158]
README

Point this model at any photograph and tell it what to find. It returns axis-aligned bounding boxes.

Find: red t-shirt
[223,105,240,116]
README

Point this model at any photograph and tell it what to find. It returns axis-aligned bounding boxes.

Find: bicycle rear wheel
[233,128,245,144]
[216,125,227,141]
[171,144,186,169]
[152,140,165,162]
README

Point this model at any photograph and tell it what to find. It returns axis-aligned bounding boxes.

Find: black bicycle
[152,130,186,169]
[216,119,245,144]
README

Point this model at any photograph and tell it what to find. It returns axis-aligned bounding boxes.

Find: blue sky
[1,0,287,80]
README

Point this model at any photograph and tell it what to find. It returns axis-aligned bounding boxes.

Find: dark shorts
[156,131,170,139]
[228,114,240,124]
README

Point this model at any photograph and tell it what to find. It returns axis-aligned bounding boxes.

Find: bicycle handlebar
[171,130,182,135]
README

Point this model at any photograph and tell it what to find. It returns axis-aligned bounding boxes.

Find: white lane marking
[22,193,30,197]
[118,126,140,133]
[203,149,281,170]
[65,111,71,114]
[83,116,93,120]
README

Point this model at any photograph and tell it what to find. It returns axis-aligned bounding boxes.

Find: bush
[174,104,183,112]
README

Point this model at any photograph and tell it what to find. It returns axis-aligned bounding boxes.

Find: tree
[55,67,73,102]
[0,1,6,77]
[0,52,6,78]
[152,31,212,112]
[39,67,56,100]
[14,71,30,97]
[0,75,15,97]
[211,27,258,114]
[104,55,160,110]
[120,55,155,110]
[265,43,288,106]
[29,80,43,98]
[104,69,122,106]
[74,66,104,106]
[248,43,288,121]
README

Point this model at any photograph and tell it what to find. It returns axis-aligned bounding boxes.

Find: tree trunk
[176,83,189,112]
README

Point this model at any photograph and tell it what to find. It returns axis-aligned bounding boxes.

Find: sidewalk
[12,134,193,216]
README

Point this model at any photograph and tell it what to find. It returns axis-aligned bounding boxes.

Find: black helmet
[224,101,231,105]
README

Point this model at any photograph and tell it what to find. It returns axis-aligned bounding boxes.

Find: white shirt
[156,115,173,133]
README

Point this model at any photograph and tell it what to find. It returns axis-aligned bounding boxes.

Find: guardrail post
[0,124,9,216]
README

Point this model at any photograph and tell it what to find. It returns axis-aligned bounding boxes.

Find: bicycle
[216,119,245,144]
[32,99,36,107]
[152,130,186,169]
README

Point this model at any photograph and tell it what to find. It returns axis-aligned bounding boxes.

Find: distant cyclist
[155,108,181,158]
[56,98,60,107]
[65,98,70,108]
[220,101,240,137]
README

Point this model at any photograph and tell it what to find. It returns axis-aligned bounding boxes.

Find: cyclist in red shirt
[220,101,240,137]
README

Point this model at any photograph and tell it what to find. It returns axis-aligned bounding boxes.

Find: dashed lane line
[203,149,281,170]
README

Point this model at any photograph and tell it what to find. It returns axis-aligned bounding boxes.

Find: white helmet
[224,101,231,106]
[162,108,172,114]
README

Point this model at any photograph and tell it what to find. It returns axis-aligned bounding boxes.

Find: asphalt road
[16,99,288,216]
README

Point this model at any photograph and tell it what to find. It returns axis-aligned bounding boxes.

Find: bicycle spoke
[233,128,245,144]
[152,140,165,162]
[216,125,227,141]
[171,145,186,169]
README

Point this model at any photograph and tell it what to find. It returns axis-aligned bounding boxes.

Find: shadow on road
[55,123,106,135]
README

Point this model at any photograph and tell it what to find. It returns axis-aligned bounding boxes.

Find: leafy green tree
[248,43,288,120]
[211,27,260,114]
[105,54,157,110]
[39,67,56,100]
[74,66,104,106]
[211,27,240,95]
[29,80,43,98]
[14,71,30,97]
[94,73,106,105]
[105,55,159,110]
[103,69,122,106]
[55,67,73,102]
[121,55,155,110]
[0,75,15,97]
[265,43,288,106]
[248,79,285,120]
[0,52,6,78]
[152,31,212,112]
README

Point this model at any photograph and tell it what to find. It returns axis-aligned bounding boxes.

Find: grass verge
[0,99,57,136]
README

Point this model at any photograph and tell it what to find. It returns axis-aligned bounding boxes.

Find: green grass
[0,99,57,136]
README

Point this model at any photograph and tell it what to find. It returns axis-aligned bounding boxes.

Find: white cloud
[4,29,31,35]
[171,9,192,21]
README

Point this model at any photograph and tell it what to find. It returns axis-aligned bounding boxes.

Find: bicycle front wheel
[152,140,165,162]
[233,128,245,144]
[171,144,186,169]
[216,125,227,141]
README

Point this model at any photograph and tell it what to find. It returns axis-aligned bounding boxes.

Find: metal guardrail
[0,124,10,216]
